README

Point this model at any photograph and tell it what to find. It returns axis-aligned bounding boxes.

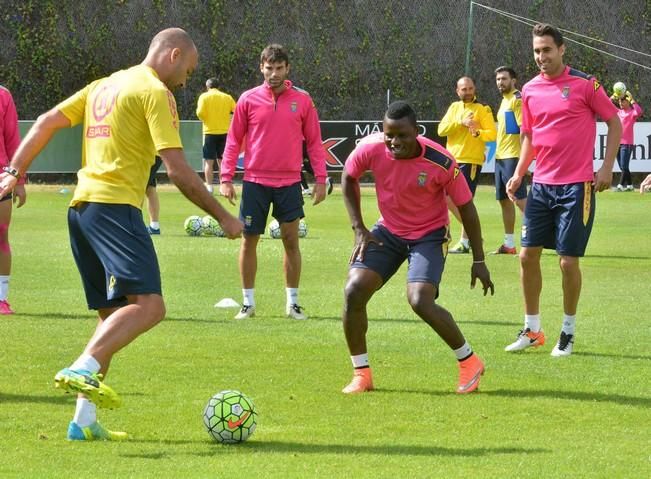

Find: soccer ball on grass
[184,215,203,236]
[201,215,224,237]
[203,390,257,444]
[268,219,282,239]
[267,219,308,239]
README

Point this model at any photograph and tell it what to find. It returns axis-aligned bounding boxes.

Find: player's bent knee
[344,280,373,310]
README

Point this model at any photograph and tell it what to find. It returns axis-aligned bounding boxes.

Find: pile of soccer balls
[184,215,224,237]
[268,219,308,239]
[203,390,257,444]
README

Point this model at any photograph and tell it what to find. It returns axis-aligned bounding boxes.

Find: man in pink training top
[220,44,327,320]
[0,85,25,315]
[610,89,643,191]
[341,101,494,395]
[506,23,621,357]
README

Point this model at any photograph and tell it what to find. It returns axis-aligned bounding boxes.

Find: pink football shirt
[521,66,618,185]
[345,133,471,240]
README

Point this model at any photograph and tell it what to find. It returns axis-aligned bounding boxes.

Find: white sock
[286,288,299,306]
[73,397,97,427]
[350,353,369,369]
[562,314,576,335]
[0,275,9,301]
[525,314,541,333]
[504,234,515,248]
[242,289,255,307]
[453,341,473,361]
[150,221,160,229]
[69,354,101,374]
[460,238,470,248]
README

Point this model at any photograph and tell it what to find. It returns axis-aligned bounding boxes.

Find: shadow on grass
[0,392,71,405]
[573,351,651,361]
[11,312,94,321]
[128,438,548,458]
[584,254,651,260]
[378,387,650,408]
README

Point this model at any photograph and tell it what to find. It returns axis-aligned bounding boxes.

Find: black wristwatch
[2,166,20,179]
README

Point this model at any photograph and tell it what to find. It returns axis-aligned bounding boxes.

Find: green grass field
[0,184,649,478]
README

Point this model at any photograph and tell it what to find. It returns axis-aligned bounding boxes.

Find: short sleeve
[143,88,182,150]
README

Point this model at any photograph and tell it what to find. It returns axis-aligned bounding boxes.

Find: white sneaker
[504,328,546,352]
[626,185,634,191]
[205,183,214,194]
[616,184,624,192]
[286,304,308,320]
[302,188,312,197]
[234,305,255,319]
[551,332,574,357]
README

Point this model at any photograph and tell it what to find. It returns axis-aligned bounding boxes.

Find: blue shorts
[68,203,162,310]
[350,224,449,291]
[147,156,163,188]
[495,158,527,200]
[203,134,227,160]
[522,182,595,257]
[240,181,304,235]
[459,163,482,196]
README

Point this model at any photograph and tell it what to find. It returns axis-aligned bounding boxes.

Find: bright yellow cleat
[54,368,122,409]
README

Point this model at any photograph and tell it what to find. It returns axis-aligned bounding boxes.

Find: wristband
[2,166,20,179]
[473,260,485,264]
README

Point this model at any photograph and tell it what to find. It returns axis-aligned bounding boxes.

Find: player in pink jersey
[220,44,328,321]
[506,23,621,357]
[611,91,643,191]
[340,101,494,395]
[0,85,25,315]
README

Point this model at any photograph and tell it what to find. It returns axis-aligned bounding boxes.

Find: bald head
[456,76,476,103]
[143,28,198,91]
[148,28,195,54]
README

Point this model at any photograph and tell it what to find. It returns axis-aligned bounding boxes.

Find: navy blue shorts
[203,134,227,160]
[350,224,449,290]
[147,156,163,188]
[521,182,595,257]
[240,181,304,235]
[459,163,482,196]
[68,203,162,310]
[495,158,527,201]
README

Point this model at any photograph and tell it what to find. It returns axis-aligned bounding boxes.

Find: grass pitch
[0,184,649,478]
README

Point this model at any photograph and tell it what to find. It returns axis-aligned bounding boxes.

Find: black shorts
[0,192,12,203]
[350,224,449,291]
[203,134,227,161]
[68,203,162,310]
[522,182,595,257]
[495,158,527,201]
[459,163,482,196]
[147,156,163,188]
[239,181,304,235]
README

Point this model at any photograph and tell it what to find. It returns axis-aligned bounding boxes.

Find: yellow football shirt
[437,101,496,165]
[495,90,522,160]
[196,88,236,134]
[57,65,182,208]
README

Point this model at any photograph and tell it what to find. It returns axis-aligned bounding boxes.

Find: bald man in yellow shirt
[438,76,496,253]
[196,78,236,193]
[0,28,243,441]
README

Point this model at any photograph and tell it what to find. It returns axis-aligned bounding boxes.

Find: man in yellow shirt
[196,78,236,193]
[493,66,527,254]
[438,77,496,253]
[0,28,243,441]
